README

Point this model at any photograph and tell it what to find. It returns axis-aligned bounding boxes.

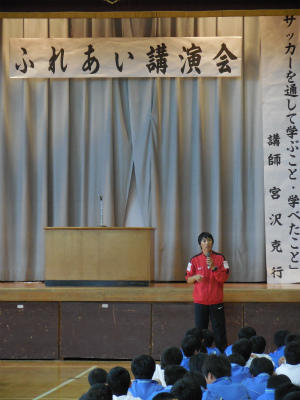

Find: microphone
[206,252,211,269]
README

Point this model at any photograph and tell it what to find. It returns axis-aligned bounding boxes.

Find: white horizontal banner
[9,37,242,79]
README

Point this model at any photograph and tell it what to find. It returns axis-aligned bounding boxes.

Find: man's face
[200,237,213,255]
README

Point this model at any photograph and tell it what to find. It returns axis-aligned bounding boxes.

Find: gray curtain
[0,16,265,282]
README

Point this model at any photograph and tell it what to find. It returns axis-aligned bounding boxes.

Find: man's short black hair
[184,371,207,389]
[202,355,231,379]
[171,377,202,400]
[184,327,203,344]
[249,357,274,377]
[88,368,108,386]
[189,353,208,373]
[281,391,300,400]
[181,335,199,357]
[250,336,266,354]
[86,383,112,400]
[267,374,291,389]
[107,367,131,396]
[228,353,246,367]
[274,330,290,348]
[285,333,300,346]
[164,365,187,386]
[284,341,300,365]
[160,347,183,369]
[232,338,252,362]
[202,329,215,348]
[275,383,300,400]
[131,354,156,379]
[198,232,214,246]
[238,326,257,340]
[152,393,176,400]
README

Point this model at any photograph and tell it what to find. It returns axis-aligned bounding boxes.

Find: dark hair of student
[164,365,187,386]
[202,329,214,348]
[189,353,208,373]
[275,383,300,400]
[250,336,267,354]
[107,367,131,396]
[238,326,257,340]
[181,335,199,357]
[160,347,183,369]
[227,353,246,367]
[131,354,156,379]
[285,333,300,346]
[184,370,207,389]
[282,392,300,400]
[284,341,300,365]
[232,338,252,362]
[267,374,291,389]
[249,357,274,377]
[198,232,214,246]
[184,327,203,343]
[274,330,290,348]
[202,354,231,379]
[88,368,108,386]
[171,377,202,400]
[152,393,176,400]
[86,383,112,400]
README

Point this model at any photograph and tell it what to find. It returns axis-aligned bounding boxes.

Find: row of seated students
[79,326,300,400]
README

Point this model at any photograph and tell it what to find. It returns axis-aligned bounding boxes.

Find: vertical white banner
[261,16,300,283]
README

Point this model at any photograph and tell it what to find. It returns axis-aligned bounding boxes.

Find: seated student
[151,365,187,397]
[170,376,203,400]
[228,353,251,383]
[281,392,300,400]
[189,353,208,375]
[88,368,108,386]
[249,336,274,365]
[152,394,176,400]
[184,371,207,392]
[275,341,300,386]
[232,338,253,369]
[180,335,199,371]
[80,383,113,400]
[202,329,221,355]
[129,354,164,400]
[242,357,274,400]
[257,374,291,400]
[269,330,290,368]
[277,333,300,366]
[152,347,183,387]
[225,326,256,356]
[201,354,250,400]
[107,366,141,400]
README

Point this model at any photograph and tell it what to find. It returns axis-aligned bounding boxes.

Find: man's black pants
[194,303,227,352]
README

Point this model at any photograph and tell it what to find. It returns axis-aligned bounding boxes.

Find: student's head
[232,338,252,362]
[184,327,203,344]
[284,341,300,365]
[250,336,266,354]
[202,329,214,348]
[282,392,300,400]
[275,383,300,400]
[88,368,108,386]
[189,353,208,373]
[267,374,291,389]
[152,393,176,400]
[184,371,207,389]
[86,383,112,400]
[238,326,256,340]
[228,353,246,367]
[198,232,214,255]
[202,355,231,383]
[164,365,187,386]
[131,354,156,379]
[274,330,290,348]
[160,347,183,369]
[171,377,202,400]
[285,333,300,346]
[181,335,199,357]
[249,357,274,377]
[107,367,131,396]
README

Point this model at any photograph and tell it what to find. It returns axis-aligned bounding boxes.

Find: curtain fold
[0,16,265,282]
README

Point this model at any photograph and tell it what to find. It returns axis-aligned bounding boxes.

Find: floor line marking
[32,365,97,400]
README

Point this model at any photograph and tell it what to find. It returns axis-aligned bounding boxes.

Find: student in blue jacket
[242,357,274,400]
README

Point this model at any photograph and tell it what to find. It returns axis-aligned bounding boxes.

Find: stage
[0,282,300,360]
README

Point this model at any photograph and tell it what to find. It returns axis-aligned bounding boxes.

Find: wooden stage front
[0,282,300,361]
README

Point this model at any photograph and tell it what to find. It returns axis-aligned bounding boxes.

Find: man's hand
[193,274,203,282]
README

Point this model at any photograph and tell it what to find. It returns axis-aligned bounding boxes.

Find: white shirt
[276,362,300,386]
[152,364,166,387]
[113,393,142,400]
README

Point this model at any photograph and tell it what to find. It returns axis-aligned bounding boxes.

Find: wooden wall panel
[0,302,58,359]
[244,302,300,353]
[61,302,151,359]
[152,303,194,359]
[224,303,244,346]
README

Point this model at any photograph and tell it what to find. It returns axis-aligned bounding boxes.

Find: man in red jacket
[185,232,230,352]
